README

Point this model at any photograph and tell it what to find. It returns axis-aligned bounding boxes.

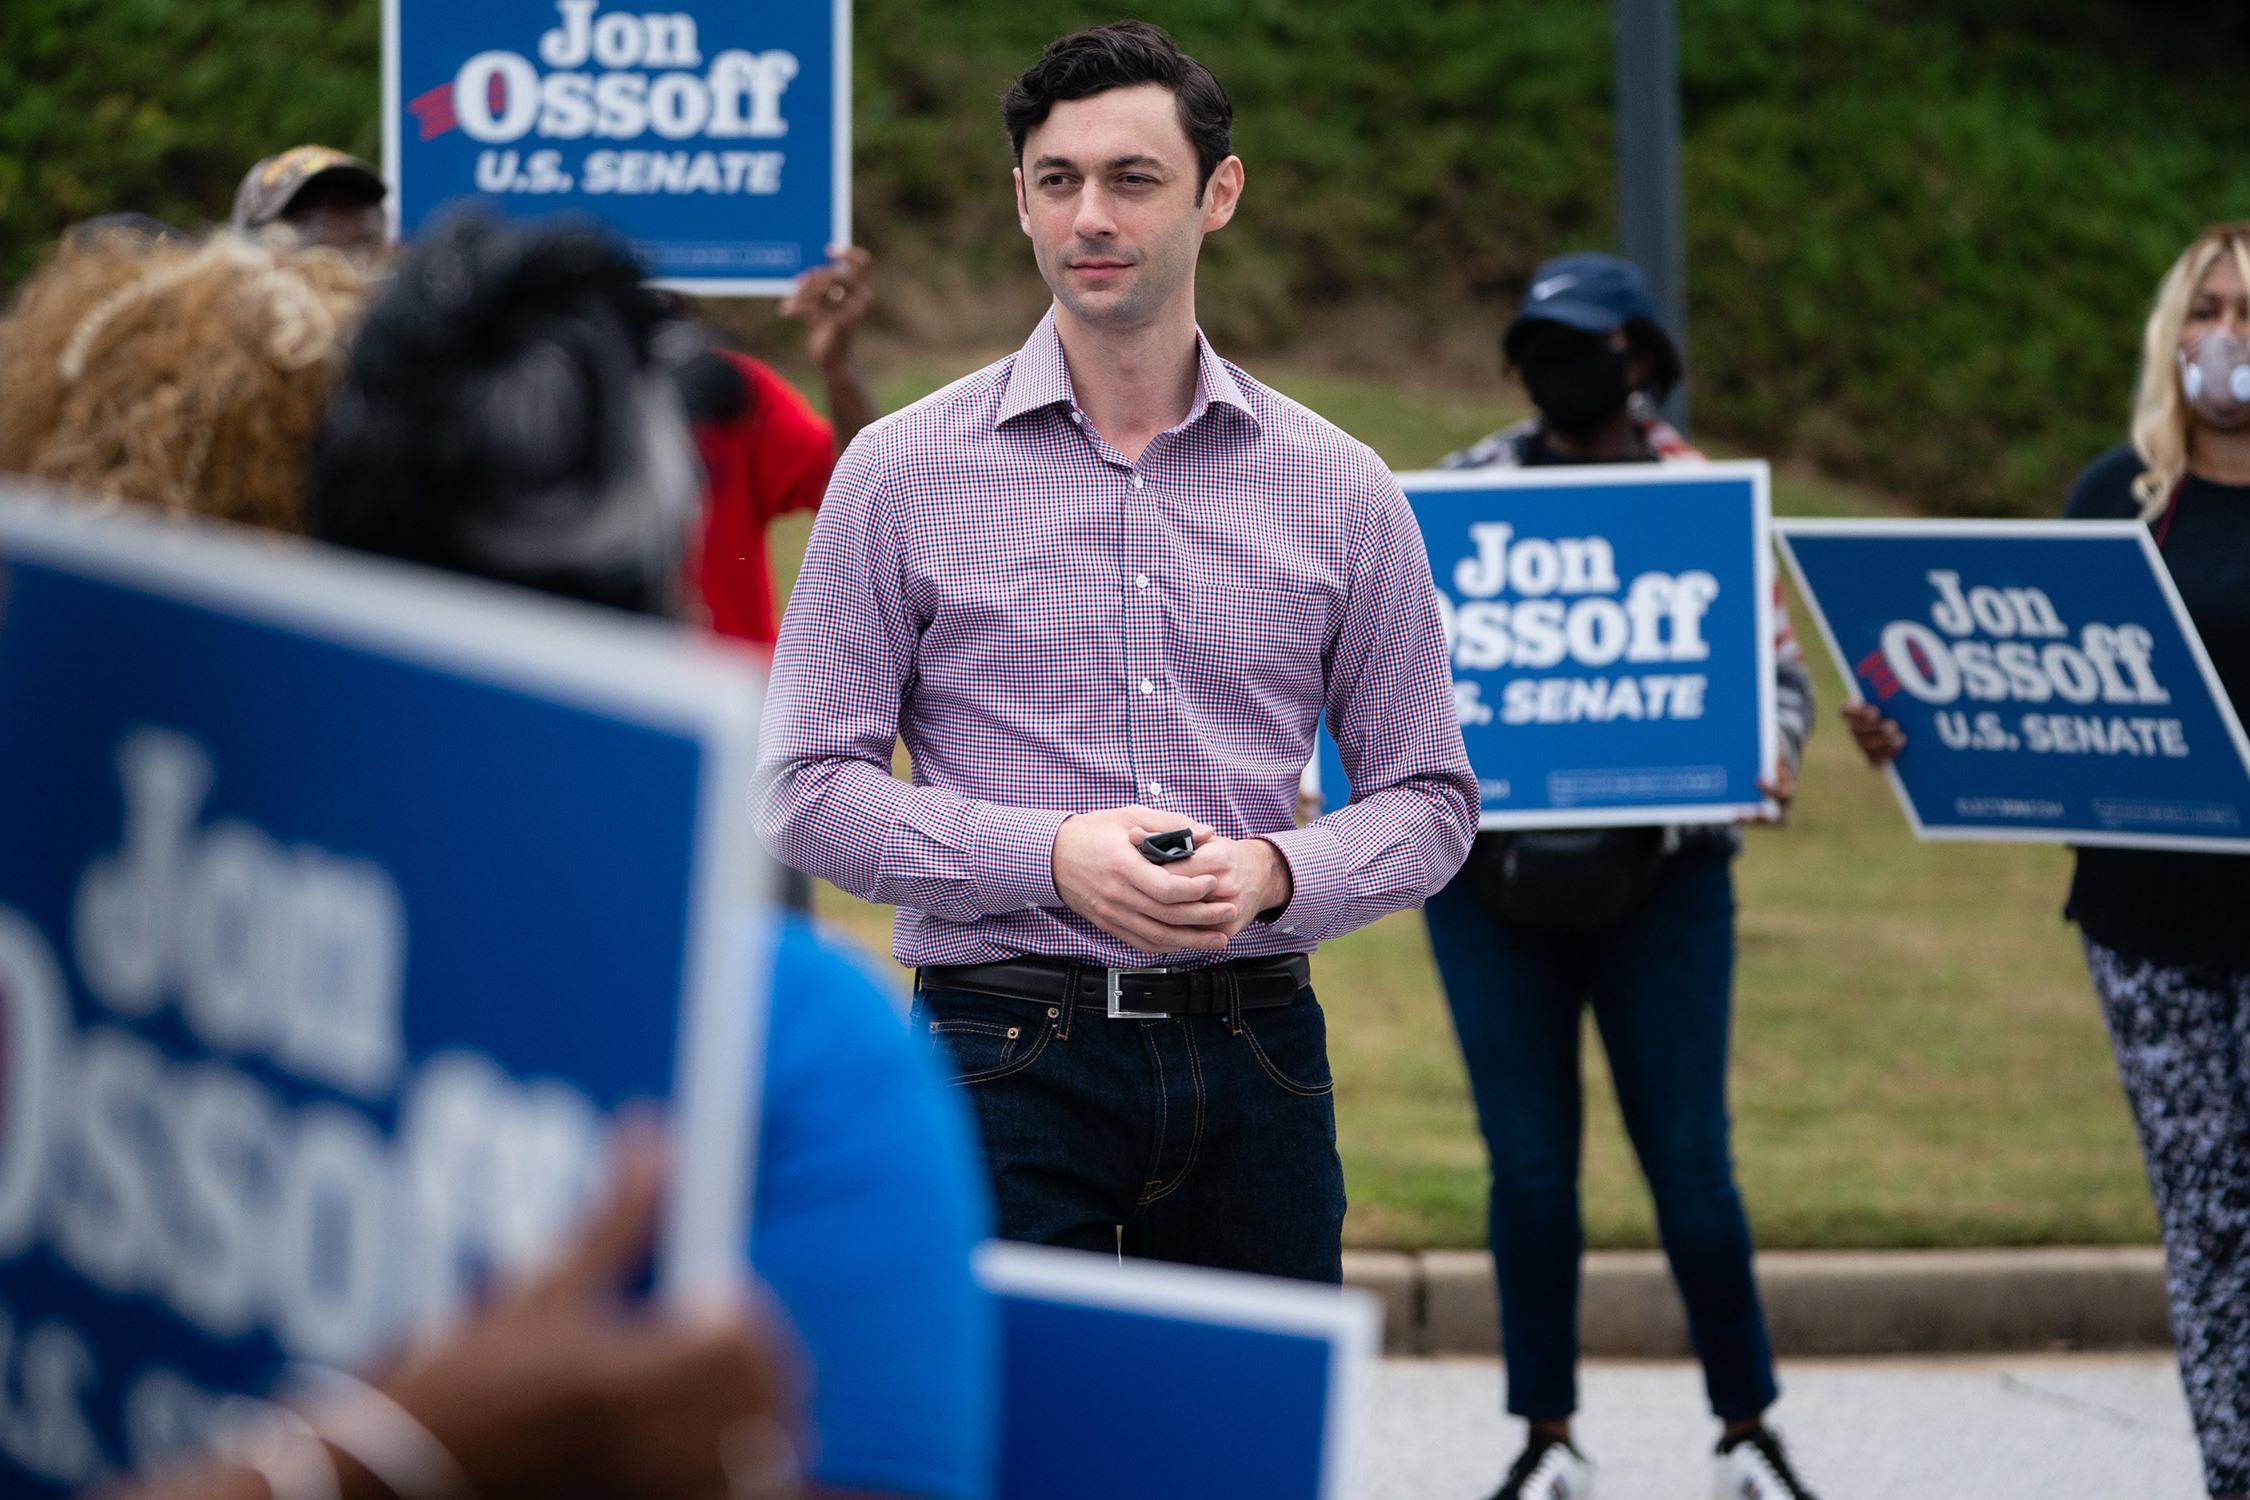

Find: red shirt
[692,352,836,648]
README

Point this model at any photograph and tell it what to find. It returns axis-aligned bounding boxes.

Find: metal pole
[1615,0,1688,432]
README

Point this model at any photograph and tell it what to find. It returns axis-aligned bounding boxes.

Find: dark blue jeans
[1423,845,1779,1421]
[910,977,1346,1284]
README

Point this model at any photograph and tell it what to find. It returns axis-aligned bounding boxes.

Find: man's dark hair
[1001,22,1233,199]
[305,211,698,615]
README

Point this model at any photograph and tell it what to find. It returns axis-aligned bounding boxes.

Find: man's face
[282,191,390,259]
[1014,83,1241,331]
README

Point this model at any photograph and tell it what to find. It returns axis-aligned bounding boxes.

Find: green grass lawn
[782,350,2155,1252]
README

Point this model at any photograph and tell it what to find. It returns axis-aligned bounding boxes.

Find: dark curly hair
[304,212,698,614]
[1001,22,1232,200]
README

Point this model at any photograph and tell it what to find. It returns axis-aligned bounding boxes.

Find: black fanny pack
[1471,827,1667,932]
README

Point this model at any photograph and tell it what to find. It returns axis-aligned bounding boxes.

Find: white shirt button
[1134,573,1149,590]
[1071,411,1084,424]
[1130,474,1144,490]
[1281,925,1297,935]
[1146,781,1163,798]
[1139,678,1154,695]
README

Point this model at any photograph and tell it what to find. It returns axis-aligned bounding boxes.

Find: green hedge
[0,2,382,262]
[5,0,2246,515]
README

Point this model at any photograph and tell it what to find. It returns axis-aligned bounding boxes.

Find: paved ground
[1358,1353,2202,1499]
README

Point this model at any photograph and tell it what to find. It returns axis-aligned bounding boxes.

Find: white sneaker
[1488,1433,1595,1500]
[1712,1426,1820,1499]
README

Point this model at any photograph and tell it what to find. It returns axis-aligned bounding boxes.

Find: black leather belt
[919,953,1311,1019]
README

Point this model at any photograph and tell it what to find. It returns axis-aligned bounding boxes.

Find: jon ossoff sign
[1322,462,1778,829]
[384,0,849,292]
[0,488,767,1493]
[1778,518,2250,850]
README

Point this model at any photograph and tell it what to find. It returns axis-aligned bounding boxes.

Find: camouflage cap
[230,146,387,230]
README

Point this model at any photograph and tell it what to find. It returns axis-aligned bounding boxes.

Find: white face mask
[2178,328,2250,430]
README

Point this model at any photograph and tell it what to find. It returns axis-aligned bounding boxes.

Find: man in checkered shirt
[757,21,1476,1282]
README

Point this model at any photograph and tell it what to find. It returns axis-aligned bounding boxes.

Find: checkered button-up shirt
[758,313,1477,969]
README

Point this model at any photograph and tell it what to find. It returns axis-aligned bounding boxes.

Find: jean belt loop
[1057,961,1078,1039]
[1225,969,1243,1034]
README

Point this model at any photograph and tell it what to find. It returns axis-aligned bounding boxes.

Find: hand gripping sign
[1777,518,2250,850]
[976,1244,1380,1500]
[385,0,849,292]
[1320,462,1778,827]
[0,487,769,1494]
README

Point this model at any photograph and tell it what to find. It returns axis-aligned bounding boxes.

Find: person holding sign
[758,22,1477,1284]
[302,214,997,1500]
[1845,222,2250,1500]
[682,244,882,654]
[0,218,997,1500]
[1424,255,1822,1500]
[105,1136,803,1500]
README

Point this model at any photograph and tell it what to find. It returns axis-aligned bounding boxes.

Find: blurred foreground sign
[0,489,768,1493]
[384,0,849,292]
[1778,518,2250,850]
[1320,461,1777,827]
[977,1244,1379,1500]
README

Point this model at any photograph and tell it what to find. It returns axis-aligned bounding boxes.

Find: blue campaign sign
[383,0,849,293]
[0,489,768,1493]
[976,1244,1379,1500]
[1319,462,1777,827]
[1777,519,2250,850]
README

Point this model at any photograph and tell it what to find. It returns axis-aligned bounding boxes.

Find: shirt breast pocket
[1172,555,1335,731]
[918,547,1115,708]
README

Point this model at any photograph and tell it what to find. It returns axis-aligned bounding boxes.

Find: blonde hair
[2129,221,2250,518]
[0,229,367,531]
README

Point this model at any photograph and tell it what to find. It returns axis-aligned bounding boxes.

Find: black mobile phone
[1137,826,1197,864]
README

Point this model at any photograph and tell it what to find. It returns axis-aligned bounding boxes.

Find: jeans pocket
[1236,995,1335,1097]
[920,988,1055,1086]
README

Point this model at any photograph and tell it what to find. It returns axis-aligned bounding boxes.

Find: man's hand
[1740,758,1798,826]
[1053,806,1239,954]
[778,244,873,372]
[1165,831,1295,938]
[1840,702,1906,766]
[375,1129,797,1500]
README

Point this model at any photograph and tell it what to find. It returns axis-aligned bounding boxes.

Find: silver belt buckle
[1106,965,1171,1020]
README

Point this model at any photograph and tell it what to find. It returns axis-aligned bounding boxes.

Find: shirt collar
[1188,338,1258,434]
[993,310,1260,437]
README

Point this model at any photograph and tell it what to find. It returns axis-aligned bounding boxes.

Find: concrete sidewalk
[1345,1246,2171,1357]
[1356,1352,2200,1499]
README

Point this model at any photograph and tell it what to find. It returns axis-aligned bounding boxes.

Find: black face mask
[1521,344,1634,439]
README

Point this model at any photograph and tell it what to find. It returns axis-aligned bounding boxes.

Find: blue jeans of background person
[1423,845,1779,1421]
[911,978,1346,1284]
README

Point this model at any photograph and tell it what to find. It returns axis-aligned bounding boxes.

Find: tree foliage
[5,0,2246,513]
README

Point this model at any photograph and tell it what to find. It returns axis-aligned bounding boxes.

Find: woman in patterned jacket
[1849,221,2250,1500]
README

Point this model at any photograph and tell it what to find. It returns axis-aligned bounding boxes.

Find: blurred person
[231,146,391,261]
[98,1132,801,1500]
[756,21,1477,1284]
[1844,222,2250,1500]
[681,245,880,655]
[673,246,877,914]
[0,230,364,532]
[1424,254,1822,1500]
[0,217,998,1500]
[303,211,994,1500]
